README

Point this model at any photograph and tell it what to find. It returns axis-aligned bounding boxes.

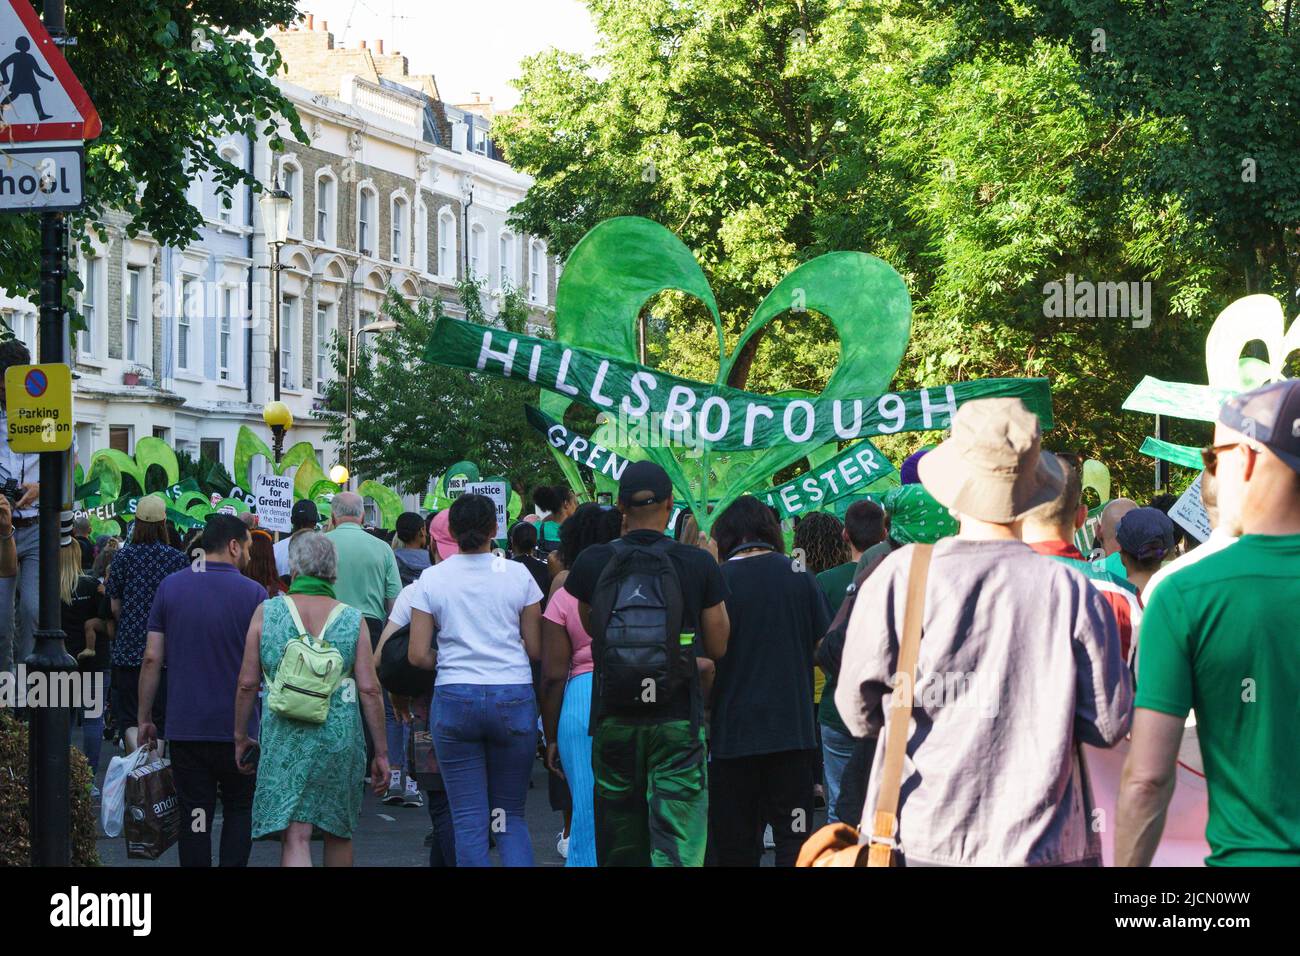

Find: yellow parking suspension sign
[5,363,72,452]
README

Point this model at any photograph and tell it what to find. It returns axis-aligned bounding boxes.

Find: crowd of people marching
[33,377,1300,867]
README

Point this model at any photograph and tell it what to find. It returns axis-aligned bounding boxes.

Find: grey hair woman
[233,530,389,867]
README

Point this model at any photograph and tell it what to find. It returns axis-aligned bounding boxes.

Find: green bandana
[288,575,336,598]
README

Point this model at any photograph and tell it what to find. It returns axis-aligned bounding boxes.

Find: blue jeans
[81,709,105,782]
[0,523,39,676]
[820,723,856,825]
[431,683,537,867]
[384,691,410,776]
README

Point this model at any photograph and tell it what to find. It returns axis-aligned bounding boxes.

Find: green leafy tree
[495,0,1248,496]
[316,281,564,496]
[0,0,304,313]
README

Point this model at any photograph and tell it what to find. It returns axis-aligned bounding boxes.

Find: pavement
[94,742,571,867]
[93,742,812,866]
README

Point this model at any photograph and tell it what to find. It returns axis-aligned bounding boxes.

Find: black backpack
[376,624,437,698]
[588,537,689,719]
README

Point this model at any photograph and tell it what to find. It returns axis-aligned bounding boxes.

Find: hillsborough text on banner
[425,317,1053,451]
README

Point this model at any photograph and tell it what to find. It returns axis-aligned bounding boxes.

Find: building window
[358,187,376,257]
[9,311,36,353]
[438,212,457,278]
[219,287,232,381]
[281,160,302,237]
[177,278,196,371]
[79,256,99,356]
[316,304,330,392]
[470,224,484,277]
[280,296,296,389]
[109,426,131,453]
[415,202,428,273]
[218,145,243,225]
[391,195,408,265]
[124,266,142,362]
[316,172,336,246]
[498,232,514,288]
[529,241,546,304]
[200,438,222,465]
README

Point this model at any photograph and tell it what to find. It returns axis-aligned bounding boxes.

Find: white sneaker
[402,776,424,808]
[556,830,569,859]
[763,824,775,849]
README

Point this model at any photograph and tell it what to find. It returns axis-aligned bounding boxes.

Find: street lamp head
[360,317,399,335]
[259,182,293,246]
[263,400,293,430]
[330,464,350,485]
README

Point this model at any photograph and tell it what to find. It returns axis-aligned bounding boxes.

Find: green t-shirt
[325,522,402,623]
[815,561,858,736]
[1135,533,1300,866]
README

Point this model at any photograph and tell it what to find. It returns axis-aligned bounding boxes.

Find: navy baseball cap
[1218,379,1300,475]
[1116,507,1178,562]
[618,461,672,506]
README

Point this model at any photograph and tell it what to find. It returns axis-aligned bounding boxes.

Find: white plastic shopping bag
[100,747,151,837]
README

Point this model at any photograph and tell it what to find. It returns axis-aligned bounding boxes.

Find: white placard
[254,472,294,533]
[1168,473,1212,543]
[464,480,509,539]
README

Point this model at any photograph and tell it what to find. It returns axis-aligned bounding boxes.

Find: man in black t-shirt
[565,461,729,866]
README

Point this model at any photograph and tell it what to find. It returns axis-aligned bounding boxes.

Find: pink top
[542,585,593,678]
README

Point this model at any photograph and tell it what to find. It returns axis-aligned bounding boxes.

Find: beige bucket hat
[916,398,1064,524]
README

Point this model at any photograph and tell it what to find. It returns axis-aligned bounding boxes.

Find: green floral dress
[252,596,367,839]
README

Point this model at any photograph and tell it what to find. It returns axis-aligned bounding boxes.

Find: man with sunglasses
[1117,379,1300,866]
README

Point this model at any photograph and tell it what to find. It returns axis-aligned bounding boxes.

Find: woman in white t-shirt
[408,494,543,866]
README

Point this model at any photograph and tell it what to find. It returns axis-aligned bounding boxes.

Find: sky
[296,0,599,109]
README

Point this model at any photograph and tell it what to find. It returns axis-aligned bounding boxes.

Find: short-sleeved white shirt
[409,553,543,685]
[388,582,418,629]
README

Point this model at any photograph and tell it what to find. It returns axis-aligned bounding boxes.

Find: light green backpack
[266,596,348,725]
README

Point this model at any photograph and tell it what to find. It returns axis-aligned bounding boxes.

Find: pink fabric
[542,585,593,678]
[430,509,459,560]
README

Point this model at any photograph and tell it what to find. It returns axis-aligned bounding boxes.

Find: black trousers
[708,749,816,867]
[169,740,256,867]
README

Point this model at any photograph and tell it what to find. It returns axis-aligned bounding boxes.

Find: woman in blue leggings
[408,495,545,867]
[538,504,623,867]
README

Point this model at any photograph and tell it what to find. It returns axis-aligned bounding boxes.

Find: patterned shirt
[105,541,188,667]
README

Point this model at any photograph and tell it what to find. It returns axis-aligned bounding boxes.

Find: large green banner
[73,478,205,530]
[425,316,1053,452]
[525,405,632,483]
[755,436,897,518]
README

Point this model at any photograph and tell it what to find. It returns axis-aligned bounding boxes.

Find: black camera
[0,479,20,506]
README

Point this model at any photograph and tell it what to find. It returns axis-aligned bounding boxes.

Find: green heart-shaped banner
[426,216,1054,531]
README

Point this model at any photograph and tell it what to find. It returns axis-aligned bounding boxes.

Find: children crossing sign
[0,0,101,142]
[5,362,73,452]
[0,0,101,213]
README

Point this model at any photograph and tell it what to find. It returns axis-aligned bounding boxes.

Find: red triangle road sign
[0,0,101,143]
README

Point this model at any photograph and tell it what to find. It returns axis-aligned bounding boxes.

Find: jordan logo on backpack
[629,584,647,601]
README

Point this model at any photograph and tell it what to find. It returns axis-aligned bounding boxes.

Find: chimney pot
[322,20,328,31]
[377,38,385,54]
[360,39,367,49]
[306,13,314,30]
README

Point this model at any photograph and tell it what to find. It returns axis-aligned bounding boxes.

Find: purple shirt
[147,561,269,741]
